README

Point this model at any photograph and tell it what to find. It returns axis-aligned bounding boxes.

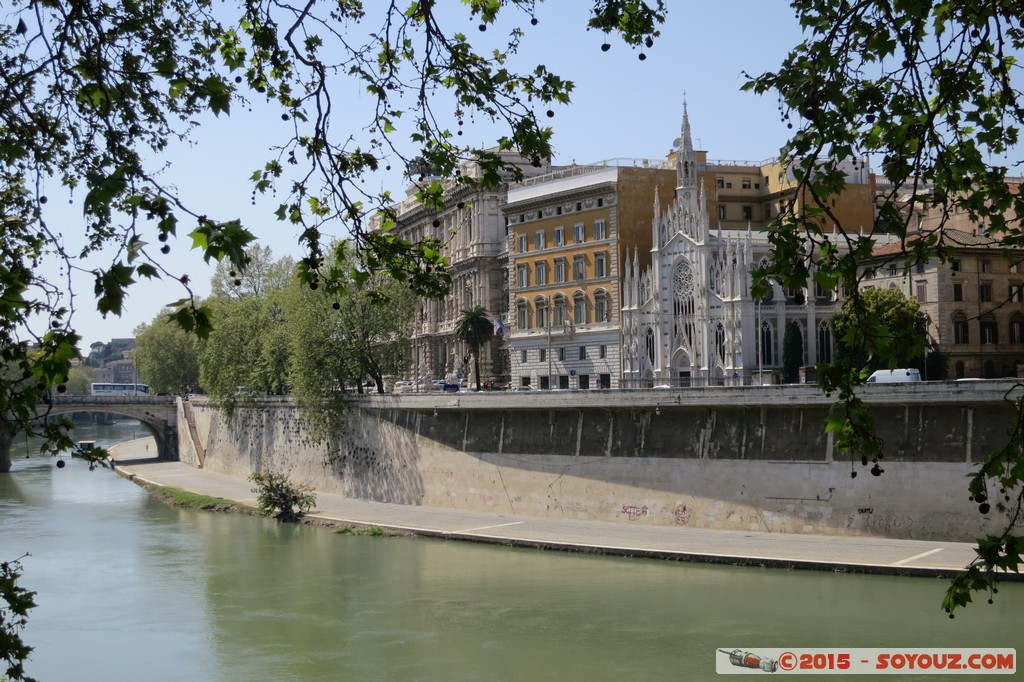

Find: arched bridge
[1,395,179,472]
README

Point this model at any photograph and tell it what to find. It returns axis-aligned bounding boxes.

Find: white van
[867,368,921,383]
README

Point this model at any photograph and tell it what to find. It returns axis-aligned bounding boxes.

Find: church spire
[677,98,696,189]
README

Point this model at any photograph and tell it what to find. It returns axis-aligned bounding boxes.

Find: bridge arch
[1,396,178,472]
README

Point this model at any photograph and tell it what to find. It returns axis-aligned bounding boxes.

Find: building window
[536,210,542,219]
[980,282,993,302]
[594,220,606,240]
[594,291,608,322]
[981,319,998,344]
[1011,283,1024,303]
[953,283,963,301]
[535,261,548,285]
[595,252,607,278]
[579,346,587,360]
[916,261,926,274]
[573,293,587,324]
[915,282,927,303]
[953,314,969,344]
[888,264,898,277]
[742,206,752,220]
[646,328,656,364]
[516,301,528,329]
[517,234,527,253]
[599,345,607,359]
[952,260,961,272]
[716,177,724,188]
[558,347,565,361]
[715,323,726,362]
[817,321,833,365]
[554,258,566,283]
[575,202,582,211]
[553,295,567,325]
[520,349,527,363]
[535,231,545,250]
[517,264,529,288]
[759,320,775,366]
[742,177,751,189]
[1012,263,1020,274]
[597,198,604,207]
[574,223,585,243]
[536,300,549,328]
[553,226,564,246]
[1012,316,1024,344]
[982,260,992,273]
[573,255,586,281]
[579,374,590,390]
[539,348,546,362]
[718,205,726,220]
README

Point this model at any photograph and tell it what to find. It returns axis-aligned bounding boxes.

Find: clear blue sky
[50,2,806,347]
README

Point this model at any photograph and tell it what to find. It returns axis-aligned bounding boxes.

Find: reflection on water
[1,422,1021,681]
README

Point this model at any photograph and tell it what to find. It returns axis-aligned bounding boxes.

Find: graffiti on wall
[621,504,649,520]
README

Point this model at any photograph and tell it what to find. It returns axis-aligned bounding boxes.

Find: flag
[493,319,505,338]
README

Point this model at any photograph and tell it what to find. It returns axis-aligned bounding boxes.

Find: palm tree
[454,306,493,391]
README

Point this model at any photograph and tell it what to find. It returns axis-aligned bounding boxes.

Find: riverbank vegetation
[144,484,257,515]
[248,470,317,523]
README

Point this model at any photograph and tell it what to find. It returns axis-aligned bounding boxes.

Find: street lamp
[546,301,552,389]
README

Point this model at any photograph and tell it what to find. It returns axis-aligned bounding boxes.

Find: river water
[1,421,1020,681]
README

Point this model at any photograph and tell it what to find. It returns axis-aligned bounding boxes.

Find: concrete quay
[106,437,1012,582]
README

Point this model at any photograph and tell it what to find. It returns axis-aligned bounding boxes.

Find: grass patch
[146,484,257,514]
[335,526,401,537]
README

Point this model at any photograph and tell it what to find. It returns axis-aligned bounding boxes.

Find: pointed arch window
[715,322,726,362]
[817,321,833,364]
[759,320,775,366]
[646,327,656,365]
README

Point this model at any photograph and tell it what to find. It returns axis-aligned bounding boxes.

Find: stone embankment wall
[178,382,1024,541]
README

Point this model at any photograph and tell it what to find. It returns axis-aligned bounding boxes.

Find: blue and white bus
[90,383,150,396]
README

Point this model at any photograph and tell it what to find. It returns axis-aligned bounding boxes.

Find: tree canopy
[0,0,664,467]
[831,286,929,371]
[745,0,1024,613]
[454,305,493,391]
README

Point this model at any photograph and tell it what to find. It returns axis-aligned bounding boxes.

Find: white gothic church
[620,105,842,387]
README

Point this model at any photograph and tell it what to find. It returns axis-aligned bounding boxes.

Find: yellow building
[503,162,677,389]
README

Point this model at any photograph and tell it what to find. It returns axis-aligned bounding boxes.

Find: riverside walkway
[108,437,993,580]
